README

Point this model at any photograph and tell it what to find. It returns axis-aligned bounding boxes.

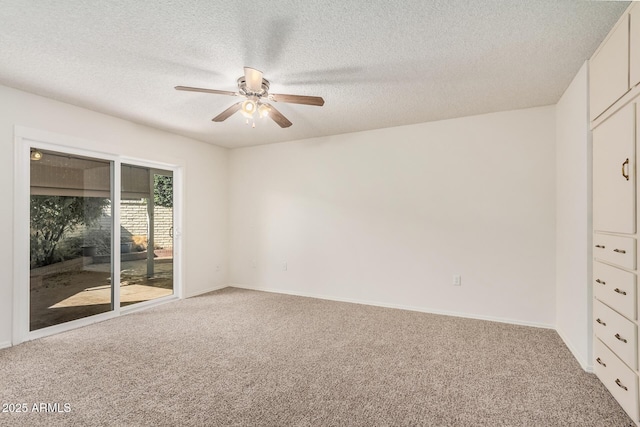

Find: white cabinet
[591,5,640,424]
[593,103,636,234]
[590,14,629,121]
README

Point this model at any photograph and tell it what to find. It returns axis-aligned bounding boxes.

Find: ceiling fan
[175,67,324,128]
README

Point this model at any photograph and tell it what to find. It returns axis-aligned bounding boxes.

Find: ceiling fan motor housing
[237,76,270,97]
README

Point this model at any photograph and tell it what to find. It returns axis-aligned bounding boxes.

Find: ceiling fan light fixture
[241,99,257,118]
[30,149,43,161]
[258,103,271,118]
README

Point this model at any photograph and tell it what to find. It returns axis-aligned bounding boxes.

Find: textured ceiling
[0,1,630,148]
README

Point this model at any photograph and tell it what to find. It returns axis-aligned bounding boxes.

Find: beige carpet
[0,287,633,426]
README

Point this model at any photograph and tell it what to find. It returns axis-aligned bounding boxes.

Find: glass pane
[29,149,113,331]
[120,165,173,306]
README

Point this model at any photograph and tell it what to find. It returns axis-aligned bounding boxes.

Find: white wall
[229,106,557,327]
[0,79,588,362]
[0,85,229,347]
[555,62,592,369]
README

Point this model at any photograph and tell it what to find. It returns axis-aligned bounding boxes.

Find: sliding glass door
[29,149,113,331]
[24,142,179,336]
[119,165,174,306]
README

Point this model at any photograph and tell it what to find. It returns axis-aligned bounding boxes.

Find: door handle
[622,158,630,181]
[614,288,627,295]
[613,248,626,254]
[595,279,606,285]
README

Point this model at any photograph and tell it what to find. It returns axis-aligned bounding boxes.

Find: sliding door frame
[13,126,182,345]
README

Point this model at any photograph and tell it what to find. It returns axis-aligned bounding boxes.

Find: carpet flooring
[0,287,634,426]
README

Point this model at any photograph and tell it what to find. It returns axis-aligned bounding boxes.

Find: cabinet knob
[595,279,606,285]
[615,333,628,343]
[596,318,606,326]
[613,248,626,254]
[616,378,628,391]
[595,245,605,249]
[614,288,627,295]
[596,357,606,367]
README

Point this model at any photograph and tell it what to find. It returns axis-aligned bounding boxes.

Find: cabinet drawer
[594,261,637,320]
[592,103,636,235]
[594,234,636,270]
[594,300,638,369]
[594,338,639,421]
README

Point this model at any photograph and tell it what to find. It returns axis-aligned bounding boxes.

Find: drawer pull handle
[596,318,606,326]
[616,378,628,391]
[622,158,630,181]
[613,249,626,254]
[615,333,627,343]
[614,288,627,295]
[595,245,605,249]
[595,279,606,285]
[596,357,606,367]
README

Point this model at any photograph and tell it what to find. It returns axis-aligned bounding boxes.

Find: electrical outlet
[453,275,461,286]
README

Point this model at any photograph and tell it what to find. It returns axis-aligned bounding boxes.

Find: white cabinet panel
[594,338,640,422]
[594,261,637,320]
[593,103,636,234]
[593,234,637,270]
[631,8,640,88]
[591,14,629,121]
[594,300,638,369]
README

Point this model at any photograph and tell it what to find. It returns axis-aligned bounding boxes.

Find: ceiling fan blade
[266,104,293,128]
[175,86,237,96]
[244,67,263,92]
[212,102,243,122]
[270,93,325,106]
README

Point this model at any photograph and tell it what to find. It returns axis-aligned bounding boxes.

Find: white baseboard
[229,284,555,330]
[556,326,591,372]
[0,341,12,350]
[185,284,229,298]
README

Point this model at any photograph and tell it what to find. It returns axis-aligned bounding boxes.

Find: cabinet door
[591,14,629,121]
[593,103,636,234]
[631,7,640,88]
